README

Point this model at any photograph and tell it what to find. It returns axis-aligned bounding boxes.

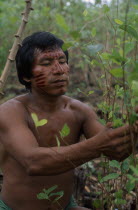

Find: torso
[0,94,84,210]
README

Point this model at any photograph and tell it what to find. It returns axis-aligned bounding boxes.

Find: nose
[52,61,65,75]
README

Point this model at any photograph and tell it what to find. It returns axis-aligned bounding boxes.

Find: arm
[0,100,132,176]
[82,103,133,160]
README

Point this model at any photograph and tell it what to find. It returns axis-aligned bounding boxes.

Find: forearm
[27,136,101,176]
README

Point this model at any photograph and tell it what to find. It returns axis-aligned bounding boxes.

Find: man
[0,32,134,210]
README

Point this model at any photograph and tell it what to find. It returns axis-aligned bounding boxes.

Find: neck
[28,90,65,112]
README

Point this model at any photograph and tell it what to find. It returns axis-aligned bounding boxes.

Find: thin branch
[0,0,33,94]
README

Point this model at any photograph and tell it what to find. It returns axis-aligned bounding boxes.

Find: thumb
[106,122,113,129]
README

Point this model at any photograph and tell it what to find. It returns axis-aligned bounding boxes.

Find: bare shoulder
[64,96,97,120]
[0,95,28,126]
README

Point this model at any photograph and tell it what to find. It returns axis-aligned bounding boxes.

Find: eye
[40,62,51,66]
[59,59,66,64]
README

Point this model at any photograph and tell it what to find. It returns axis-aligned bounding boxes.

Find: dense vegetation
[0,0,138,209]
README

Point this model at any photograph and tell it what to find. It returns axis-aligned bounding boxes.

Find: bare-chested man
[0,32,135,210]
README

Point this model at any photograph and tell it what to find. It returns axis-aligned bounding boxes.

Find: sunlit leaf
[109,68,123,78]
[37,119,48,127]
[60,124,70,138]
[91,28,96,37]
[55,14,69,31]
[83,9,88,16]
[114,19,123,25]
[102,4,110,13]
[88,90,94,95]
[31,113,47,127]
[44,185,58,195]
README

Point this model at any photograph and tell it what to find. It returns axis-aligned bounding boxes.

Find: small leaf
[100,173,120,183]
[49,191,64,202]
[62,42,74,51]
[109,160,120,169]
[37,119,48,127]
[60,124,70,138]
[102,4,110,13]
[131,80,138,96]
[114,19,123,25]
[44,185,58,195]
[56,136,60,147]
[109,68,123,78]
[119,24,138,41]
[83,9,88,16]
[55,14,69,31]
[31,113,38,125]
[114,198,126,205]
[88,90,94,95]
[126,180,135,192]
[37,193,49,200]
[91,28,96,37]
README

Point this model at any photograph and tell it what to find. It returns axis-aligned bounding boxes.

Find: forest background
[0,0,138,209]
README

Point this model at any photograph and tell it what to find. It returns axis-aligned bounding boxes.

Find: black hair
[15,31,69,90]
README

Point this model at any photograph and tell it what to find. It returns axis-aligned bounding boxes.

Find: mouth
[51,79,68,86]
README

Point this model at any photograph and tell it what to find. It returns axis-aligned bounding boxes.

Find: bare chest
[28,108,82,147]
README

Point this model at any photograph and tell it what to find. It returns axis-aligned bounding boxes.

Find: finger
[110,124,130,137]
[106,122,113,128]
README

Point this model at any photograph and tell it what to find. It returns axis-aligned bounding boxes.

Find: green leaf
[88,90,94,95]
[31,113,38,125]
[37,119,48,127]
[31,113,48,127]
[55,14,69,31]
[44,185,58,195]
[132,5,138,10]
[114,19,123,25]
[93,199,102,208]
[102,4,110,13]
[121,159,130,172]
[91,27,96,37]
[130,165,138,176]
[109,160,120,169]
[114,198,126,205]
[49,191,64,202]
[100,173,120,183]
[87,44,104,56]
[125,42,135,55]
[119,24,138,41]
[129,112,138,125]
[37,192,49,200]
[131,80,138,96]
[126,180,135,192]
[83,9,88,16]
[109,68,123,78]
[115,190,123,199]
[60,124,70,138]
[56,136,60,147]
[62,42,74,51]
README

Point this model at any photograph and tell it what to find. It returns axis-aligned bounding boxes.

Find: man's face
[31,48,69,96]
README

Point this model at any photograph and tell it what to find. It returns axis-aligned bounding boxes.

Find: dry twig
[0,0,33,94]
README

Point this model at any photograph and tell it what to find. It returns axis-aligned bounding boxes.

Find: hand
[96,123,134,161]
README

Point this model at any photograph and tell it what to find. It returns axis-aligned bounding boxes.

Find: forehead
[35,49,66,62]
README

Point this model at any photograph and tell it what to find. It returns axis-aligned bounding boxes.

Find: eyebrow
[39,55,66,63]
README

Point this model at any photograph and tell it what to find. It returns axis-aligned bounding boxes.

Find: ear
[23,77,31,82]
